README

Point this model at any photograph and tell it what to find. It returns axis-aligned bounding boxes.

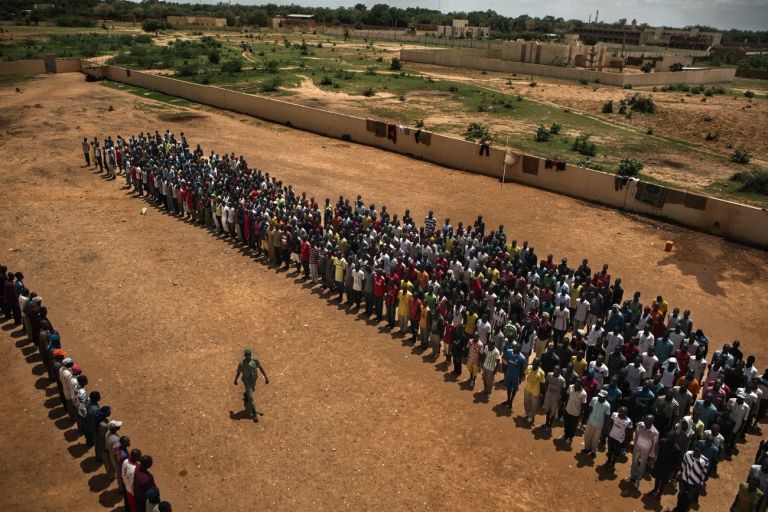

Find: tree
[669,62,684,72]
[617,158,644,177]
[389,57,402,71]
[221,59,242,73]
[142,19,163,36]
[354,3,367,11]
[94,3,111,19]
[464,122,492,143]
[245,10,268,27]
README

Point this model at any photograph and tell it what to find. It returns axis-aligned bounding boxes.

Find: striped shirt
[482,346,501,372]
[680,451,710,486]
[424,216,436,233]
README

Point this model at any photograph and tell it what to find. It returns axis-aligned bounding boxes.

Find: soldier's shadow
[228,409,264,421]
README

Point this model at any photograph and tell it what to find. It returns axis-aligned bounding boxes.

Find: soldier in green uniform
[234,348,269,422]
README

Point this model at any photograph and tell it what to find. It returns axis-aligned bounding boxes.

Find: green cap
[243,348,252,356]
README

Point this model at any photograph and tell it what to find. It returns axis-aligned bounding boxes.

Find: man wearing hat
[234,349,269,422]
[104,420,123,481]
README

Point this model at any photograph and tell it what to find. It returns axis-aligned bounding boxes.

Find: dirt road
[0,73,765,511]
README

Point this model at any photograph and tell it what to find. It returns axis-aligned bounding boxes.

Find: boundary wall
[505,154,767,248]
[89,65,507,179]
[1,59,763,247]
[0,58,81,75]
[400,49,737,86]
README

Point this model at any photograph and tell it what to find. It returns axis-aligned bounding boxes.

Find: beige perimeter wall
[0,60,46,75]
[97,65,507,180]
[74,63,768,248]
[400,49,736,86]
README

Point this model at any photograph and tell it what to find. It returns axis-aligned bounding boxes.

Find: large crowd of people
[13,130,768,511]
[77,129,768,511]
[1,266,173,512]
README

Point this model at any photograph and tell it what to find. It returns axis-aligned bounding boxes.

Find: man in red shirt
[386,279,398,329]
[373,270,386,322]
[408,292,423,343]
[300,238,311,280]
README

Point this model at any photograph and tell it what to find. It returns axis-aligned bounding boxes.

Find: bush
[208,51,220,64]
[265,60,279,73]
[176,61,199,77]
[579,79,589,85]
[730,170,768,195]
[449,85,458,92]
[320,76,333,86]
[669,62,684,72]
[602,100,614,113]
[624,84,633,90]
[572,134,597,156]
[529,80,537,87]
[260,77,281,92]
[744,90,755,98]
[628,94,656,113]
[55,16,96,27]
[221,59,242,73]
[646,127,654,135]
[362,87,375,97]
[640,62,653,73]
[142,19,165,34]
[617,158,644,177]
[549,123,562,135]
[535,125,552,142]
[575,159,607,171]
[464,122,491,142]
[730,149,752,164]
[390,57,402,71]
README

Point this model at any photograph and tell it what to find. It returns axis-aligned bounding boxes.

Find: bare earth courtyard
[1,73,767,511]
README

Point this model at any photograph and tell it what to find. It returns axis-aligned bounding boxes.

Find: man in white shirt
[637,326,655,354]
[552,304,570,343]
[589,355,609,387]
[641,349,659,376]
[58,358,74,411]
[574,296,590,330]
[605,327,624,355]
[627,414,659,488]
[122,448,141,510]
[585,320,605,347]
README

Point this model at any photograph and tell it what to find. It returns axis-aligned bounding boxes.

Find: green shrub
[575,159,607,171]
[617,158,644,177]
[265,60,279,73]
[320,76,333,86]
[669,62,684,72]
[390,57,402,71]
[176,61,199,77]
[260,77,281,92]
[55,16,95,27]
[640,62,653,73]
[744,90,755,98]
[535,125,551,142]
[449,85,458,92]
[730,149,752,164]
[362,87,375,97]
[529,80,537,87]
[477,103,487,112]
[646,127,654,135]
[208,51,220,64]
[549,123,562,135]
[730,170,768,195]
[572,134,597,156]
[142,19,165,34]
[628,94,656,113]
[579,79,589,85]
[221,59,242,73]
[464,122,491,142]
[624,84,633,90]
[365,66,376,75]
[602,100,614,113]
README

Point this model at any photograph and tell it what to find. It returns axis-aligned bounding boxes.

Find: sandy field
[1,73,767,512]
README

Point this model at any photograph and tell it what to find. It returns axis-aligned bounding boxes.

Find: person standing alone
[234,348,269,422]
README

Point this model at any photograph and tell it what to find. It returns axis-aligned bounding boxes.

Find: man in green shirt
[234,349,269,422]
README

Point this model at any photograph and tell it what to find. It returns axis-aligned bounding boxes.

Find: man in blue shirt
[503,343,526,411]
[655,332,674,363]
[694,397,718,430]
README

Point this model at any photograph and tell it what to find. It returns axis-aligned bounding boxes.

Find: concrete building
[166,16,227,28]
[269,14,316,30]
[567,25,721,50]
[436,19,490,39]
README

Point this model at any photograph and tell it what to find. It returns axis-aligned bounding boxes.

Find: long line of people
[83,129,767,512]
[1,266,172,512]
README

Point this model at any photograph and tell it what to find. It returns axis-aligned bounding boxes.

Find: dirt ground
[1,73,767,512]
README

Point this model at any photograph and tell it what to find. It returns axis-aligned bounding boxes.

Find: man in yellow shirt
[397,285,412,333]
[524,358,546,424]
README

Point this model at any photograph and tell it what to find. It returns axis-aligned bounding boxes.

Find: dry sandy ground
[1,73,767,512]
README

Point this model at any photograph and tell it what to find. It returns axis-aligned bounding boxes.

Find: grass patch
[100,81,192,107]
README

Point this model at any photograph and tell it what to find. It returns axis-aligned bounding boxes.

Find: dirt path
[0,73,766,512]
